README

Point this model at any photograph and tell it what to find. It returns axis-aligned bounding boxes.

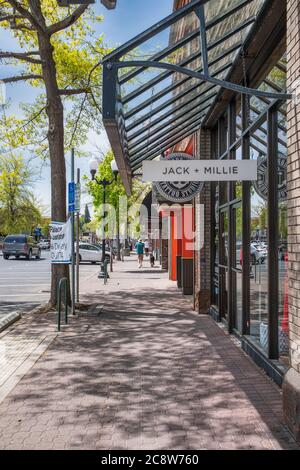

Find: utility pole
[71,148,75,315]
[76,168,80,304]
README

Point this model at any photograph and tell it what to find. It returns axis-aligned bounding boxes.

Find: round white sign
[253,154,287,202]
[153,153,204,203]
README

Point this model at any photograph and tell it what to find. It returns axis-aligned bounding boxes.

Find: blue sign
[68,182,75,213]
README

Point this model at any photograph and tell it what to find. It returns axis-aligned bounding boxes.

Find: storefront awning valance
[102,0,290,192]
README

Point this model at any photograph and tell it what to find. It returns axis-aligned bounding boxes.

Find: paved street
[0,257,298,450]
[0,251,99,317]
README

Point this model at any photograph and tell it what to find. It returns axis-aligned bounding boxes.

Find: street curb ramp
[0,312,21,333]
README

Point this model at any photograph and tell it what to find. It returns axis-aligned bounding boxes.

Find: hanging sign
[50,219,72,264]
[143,155,257,183]
[152,154,204,203]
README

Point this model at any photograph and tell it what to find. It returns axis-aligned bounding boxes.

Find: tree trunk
[34,11,70,307]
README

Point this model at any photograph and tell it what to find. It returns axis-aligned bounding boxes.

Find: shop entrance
[219,202,243,334]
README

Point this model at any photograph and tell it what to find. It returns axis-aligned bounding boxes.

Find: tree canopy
[0,153,42,235]
[0,1,109,157]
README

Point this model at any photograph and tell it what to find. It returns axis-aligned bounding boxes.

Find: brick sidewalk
[0,257,298,450]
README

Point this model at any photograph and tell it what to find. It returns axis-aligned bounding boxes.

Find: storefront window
[278,201,288,364]
[249,140,268,348]
[233,204,243,332]
[212,183,219,306]
[209,58,287,369]
[220,210,228,320]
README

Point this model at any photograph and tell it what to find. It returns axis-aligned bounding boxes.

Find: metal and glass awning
[102,0,290,192]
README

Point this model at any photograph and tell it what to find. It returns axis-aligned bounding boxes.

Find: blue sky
[0,0,174,215]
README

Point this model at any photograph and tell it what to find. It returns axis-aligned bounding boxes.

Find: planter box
[260,322,289,354]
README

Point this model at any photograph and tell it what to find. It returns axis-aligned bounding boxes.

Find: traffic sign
[68,182,75,213]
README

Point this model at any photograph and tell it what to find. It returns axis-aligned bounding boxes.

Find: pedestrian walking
[144,239,149,256]
[135,239,145,268]
[149,252,155,267]
[120,243,125,262]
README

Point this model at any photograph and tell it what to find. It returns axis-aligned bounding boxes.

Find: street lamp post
[89,158,119,279]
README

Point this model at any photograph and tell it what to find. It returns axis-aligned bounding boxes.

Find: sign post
[76,169,81,304]
[69,149,76,315]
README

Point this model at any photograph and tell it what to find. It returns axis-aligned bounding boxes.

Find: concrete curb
[0,333,56,405]
[0,312,21,333]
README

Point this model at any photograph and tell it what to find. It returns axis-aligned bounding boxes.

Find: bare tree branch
[5,0,47,34]
[89,89,102,114]
[10,22,35,31]
[21,106,46,129]
[0,14,23,21]
[48,5,88,35]
[0,51,42,64]
[2,74,43,83]
[58,88,91,96]
[69,92,88,148]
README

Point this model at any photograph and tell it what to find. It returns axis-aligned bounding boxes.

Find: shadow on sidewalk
[2,279,297,450]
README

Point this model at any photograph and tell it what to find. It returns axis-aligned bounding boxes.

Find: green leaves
[0,154,42,235]
[87,150,151,236]
[0,1,109,157]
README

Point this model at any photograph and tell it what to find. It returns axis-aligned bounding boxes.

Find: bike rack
[57,277,69,332]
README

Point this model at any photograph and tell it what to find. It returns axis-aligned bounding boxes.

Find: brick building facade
[283,0,300,443]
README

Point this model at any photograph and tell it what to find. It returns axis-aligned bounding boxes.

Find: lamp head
[89,159,99,180]
[110,159,119,180]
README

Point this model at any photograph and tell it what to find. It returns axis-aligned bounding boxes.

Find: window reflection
[250,187,268,344]
[233,205,243,332]
[279,201,289,364]
[220,210,228,320]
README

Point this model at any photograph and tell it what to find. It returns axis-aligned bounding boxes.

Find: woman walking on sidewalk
[135,239,145,268]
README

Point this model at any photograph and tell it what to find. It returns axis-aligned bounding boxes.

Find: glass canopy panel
[125,76,222,139]
[103,0,280,170]
[204,0,265,27]
[118,11,200,81]
[127,86,219,148]
[204,0,265,74]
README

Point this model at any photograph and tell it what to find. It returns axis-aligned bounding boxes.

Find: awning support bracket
[106,60,292,101]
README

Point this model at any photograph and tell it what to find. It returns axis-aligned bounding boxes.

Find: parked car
[251,243,267,264]
[39,239,50,250]
[75,242,111,264]
[2,234,41,260]
[237,242,267,265]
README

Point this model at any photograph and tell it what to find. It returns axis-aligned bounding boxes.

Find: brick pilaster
[194,129,212,314]
[283,0,300,444]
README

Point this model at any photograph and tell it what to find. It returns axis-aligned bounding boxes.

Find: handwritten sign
[50,219,72,264]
